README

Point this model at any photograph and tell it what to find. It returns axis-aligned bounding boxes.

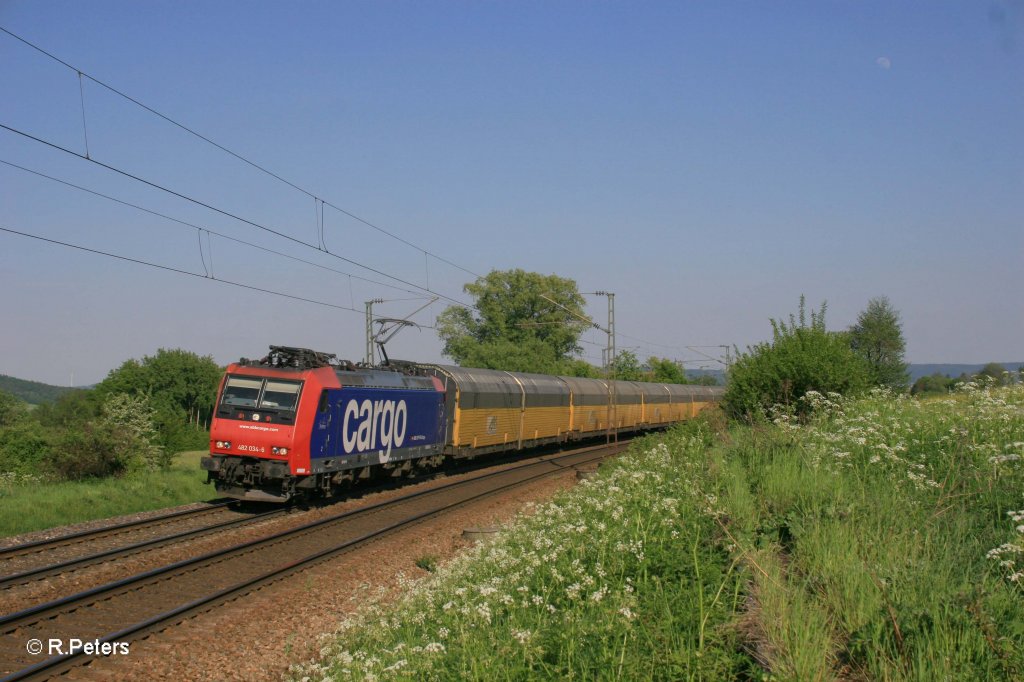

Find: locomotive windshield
[221,376,303,412]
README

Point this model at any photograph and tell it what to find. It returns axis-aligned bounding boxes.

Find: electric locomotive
[201,346,446,502]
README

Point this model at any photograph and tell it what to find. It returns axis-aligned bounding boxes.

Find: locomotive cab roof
[235,346,436,389]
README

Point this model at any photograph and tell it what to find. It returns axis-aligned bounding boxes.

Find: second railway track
[0,440,626,681]
[0,505,290,590]
[0,502,239,561]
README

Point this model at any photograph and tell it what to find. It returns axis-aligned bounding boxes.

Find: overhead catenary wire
[0,24,482,280]
[1,223,446,333]
[0,121,475,311]
[2,131,716,361]
[0,224,362,313]
[1,26,720,362]
[0,158,432,298]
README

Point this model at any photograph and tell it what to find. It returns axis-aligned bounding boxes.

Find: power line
[0,24,482,280]
[0,26,725,363]
[0,224,364,313]
[0,120,476,312]
[0,157,433,298]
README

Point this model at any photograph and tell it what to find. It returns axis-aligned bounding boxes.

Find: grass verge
[715,385,1024,680]
[0,450,212,538]
[300,384,1024,681]
[296,428,753,681]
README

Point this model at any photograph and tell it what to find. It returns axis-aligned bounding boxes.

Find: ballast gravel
[34,464,582,681]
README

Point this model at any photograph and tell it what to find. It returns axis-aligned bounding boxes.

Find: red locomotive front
[202,349,340,501]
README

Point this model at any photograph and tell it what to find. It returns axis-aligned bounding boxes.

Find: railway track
[0,506,289,590]
[0,441,626,681]
[0,502,237,564]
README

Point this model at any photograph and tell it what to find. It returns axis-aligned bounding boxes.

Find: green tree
[609,350,644,381]
[33,389,100,429]
[976,362,1009,386]
[49,393,166,479]
[848,296,909,390]
[723,297,872,420]
[647,357,688,384]
[561,358,600,378]
[689,373,721,386]
[0,420,52,476]
[100,393,167,470]
[911,372,956,396]
[95,348,222,452]
[436,269,590,374]
[0,390,28,427]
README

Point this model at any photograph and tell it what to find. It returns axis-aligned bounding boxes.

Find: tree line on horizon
[433,269,1018,422]
[1,267,1017,484]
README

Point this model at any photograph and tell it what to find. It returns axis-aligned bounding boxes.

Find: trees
[609,351,644,381]
[848,296,909,390]
[689,374,721,387]
[647,357,688,384]
[0,349,217,481]
[723,297,872,420]
[976,362,1010,385]
[0,390,28,428]
[436,269,590,374]
[95,348,222,451]
[911,373,956,396]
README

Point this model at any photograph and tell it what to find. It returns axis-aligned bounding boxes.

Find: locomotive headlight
[271,447,289,456]
[280,447,288,455]
[216,441,224,449]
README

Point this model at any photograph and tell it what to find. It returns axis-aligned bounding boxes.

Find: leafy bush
[723,297,871,420]
[0,390,29,427]
[47,393,166,479]
[50,422,124,479]
[33,389,100,429]
[100,393,167,470]
[911,372,957,395]
[647,356,689,384]
[0,420,53,476]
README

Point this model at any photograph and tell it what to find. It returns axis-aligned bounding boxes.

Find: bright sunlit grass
[720,383,1024,680]
[297,427,752,681]
[300,384,1024,681]
[0,450,213,538]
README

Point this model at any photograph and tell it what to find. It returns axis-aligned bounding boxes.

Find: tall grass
[298,385,1023,681]
[298,429,752,681]
[718,385,1024,680]
[0,451,212,537]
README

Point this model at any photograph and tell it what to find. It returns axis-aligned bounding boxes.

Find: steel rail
[0,501,235,560]
[0,441,626,681]
[0,507,288,589]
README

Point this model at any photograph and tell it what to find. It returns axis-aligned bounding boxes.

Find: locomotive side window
[222,377,263,407]
[260,380,302,411]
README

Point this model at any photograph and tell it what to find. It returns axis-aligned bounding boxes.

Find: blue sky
[1,1,1021,385]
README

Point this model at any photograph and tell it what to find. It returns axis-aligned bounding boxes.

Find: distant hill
[0,375,75,405]
[687,369,726,384]
[908,363,1023,382]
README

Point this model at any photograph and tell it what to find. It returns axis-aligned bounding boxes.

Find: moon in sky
[876,56,892,69]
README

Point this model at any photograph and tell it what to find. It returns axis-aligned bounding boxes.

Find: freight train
[201,346,723,502]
